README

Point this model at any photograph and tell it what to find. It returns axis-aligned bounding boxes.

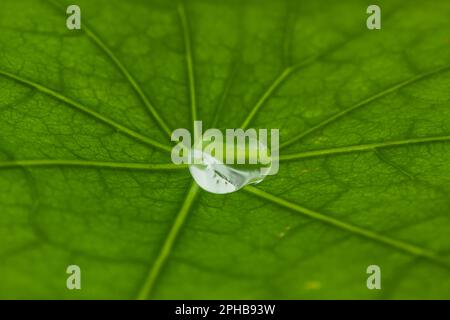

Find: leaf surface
[0,0,450,299]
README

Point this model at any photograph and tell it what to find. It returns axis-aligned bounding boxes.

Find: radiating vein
[278,135,450,161]
[237,6,400,132]
[211,61,238,128]
[240,56,317,130]
[83,27,172,136]
[244,186,449,268]
[137,183,200,300]
[0,70,172,153]
[374,148,414,179]
[280,64,450,149]
[240,66,296,130]
[178,2,197,133]
[45,0,172,136]
[0,160,186,170]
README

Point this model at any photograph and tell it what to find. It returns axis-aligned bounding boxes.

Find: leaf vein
[0,70,172,153]
[45,0,172,136]
[178,2,197,132]
[280,64,450,149]
[137,183,200,299]
[278,135,450,161]
[0,159,185,170]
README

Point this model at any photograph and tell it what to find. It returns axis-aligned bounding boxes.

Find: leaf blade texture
[0,0,450,299]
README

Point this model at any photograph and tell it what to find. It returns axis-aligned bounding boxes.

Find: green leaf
[1,0,450,299]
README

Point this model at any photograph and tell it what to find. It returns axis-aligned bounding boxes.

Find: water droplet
[189,139,272,194]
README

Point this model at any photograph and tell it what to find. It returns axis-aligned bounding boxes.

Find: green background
[0,0,450,299]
